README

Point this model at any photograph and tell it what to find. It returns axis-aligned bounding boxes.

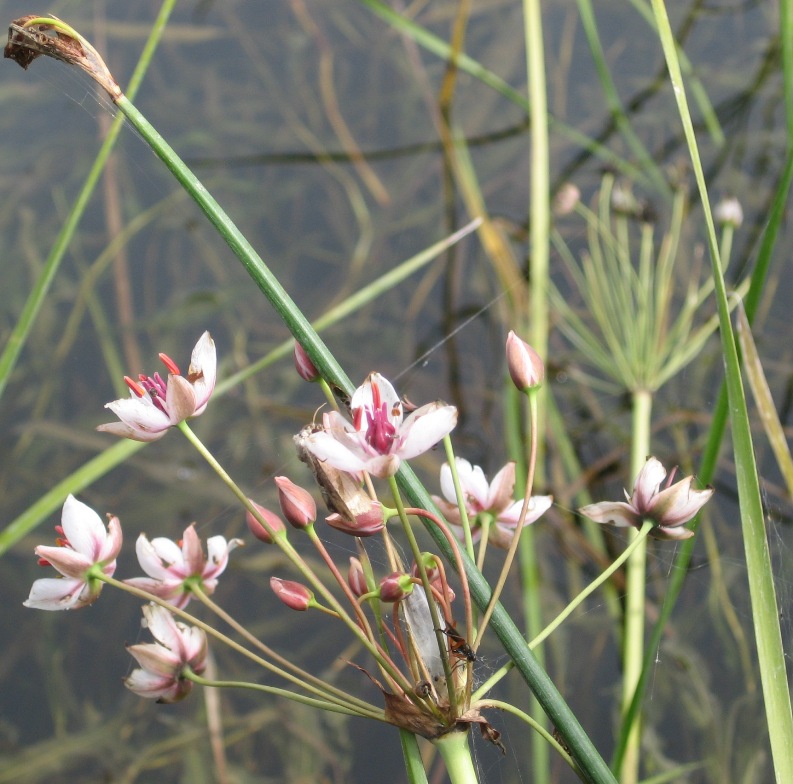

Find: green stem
[432,730,478,784]
[177,420,415,697]
[651,3,793,781]
[619,389,652,783]
[527,522,653,653]
[476,699,583,778]
[183,672,384,719]
[97,572,382,719]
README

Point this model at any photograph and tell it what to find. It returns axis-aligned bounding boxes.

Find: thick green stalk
[0,0,177,400]
[619,390,652,784]
[523,0,550,778]
[651,2,793,779]
[433,731,478,784]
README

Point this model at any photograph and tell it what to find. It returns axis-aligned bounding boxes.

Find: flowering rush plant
[20,326,714,783]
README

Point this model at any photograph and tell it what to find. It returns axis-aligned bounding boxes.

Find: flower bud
[348,557,368,597]
[270,577,313,611]
[326,501,385,537]
[293,341,320,382]
[274,476,316,529]
[378,572,414,603]
[506,330,544,391]
[246,501,286,544]
[714,196,743,228]
[552,182,580,216]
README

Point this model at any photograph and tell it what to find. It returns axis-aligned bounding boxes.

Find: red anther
[158,353,181,375]
[353,406,364,430]
[124,376,146,397]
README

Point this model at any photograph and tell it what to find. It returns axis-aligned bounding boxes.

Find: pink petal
[187,331,217,414]
[397,404,458,460]
[486,462,517,512]
[360,453,401,478]
[23,576,86,610]
[632,457,667,512]
[351,373,401,424]
[649,477,713,527]
[136,534,186,580]
[98,396,172,441]
[60,495,107,560]
[499,495,553,526]
[578,500,641,528]
[651,524,696,541]
[303,430,370,473]
[97,516,123,563]
[33,544,92,579]
[204,535,237,579]
[179,525,206,575]
[165,375,198,422]
[127,641,181,674]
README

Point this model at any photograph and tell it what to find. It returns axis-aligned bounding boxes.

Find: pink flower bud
[246,501,286,544]
[274,476,316,529]
[326,501,385,537]
[506,330,544,391]
[270,577,313,611]
[293,341,320,382]
[348,557,368,597]
[378,572,414,603]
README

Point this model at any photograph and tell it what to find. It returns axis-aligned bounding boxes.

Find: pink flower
[302,373,457,478]
[24,495,122,611]
[433,458,552,548]
[125,524,241,608]
[97,331,216,442]
[578,456,713,540]
[124,603,207,703]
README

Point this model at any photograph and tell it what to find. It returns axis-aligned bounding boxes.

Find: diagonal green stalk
[0,0,177,400]
[650,3,793,780]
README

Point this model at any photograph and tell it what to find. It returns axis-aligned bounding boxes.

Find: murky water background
[0,1,790,782]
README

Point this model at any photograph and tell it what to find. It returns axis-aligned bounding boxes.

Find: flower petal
[60,495,107,560]
[578,500,641,528]
[648,477,714,527]
[486,462,517,513]
[303,430,370,473]
[97,396,172,441]
[187,331,216,414]
[397,403,458,460]
[632,457,667,513]
[23,577,86,610]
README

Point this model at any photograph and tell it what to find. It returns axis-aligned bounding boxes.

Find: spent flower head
[578,456,713,540]
[97,331,216,442]
[24,494,122,611]
[301,372,457,478]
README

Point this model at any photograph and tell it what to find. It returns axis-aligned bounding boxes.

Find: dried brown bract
[5,15,120,99]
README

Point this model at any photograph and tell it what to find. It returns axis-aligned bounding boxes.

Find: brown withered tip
[4,16,120,98]
[5,16,43,69]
